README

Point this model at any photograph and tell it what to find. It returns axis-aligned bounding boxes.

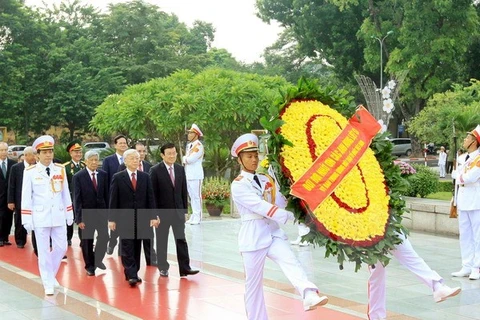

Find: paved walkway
[0,218,478,319]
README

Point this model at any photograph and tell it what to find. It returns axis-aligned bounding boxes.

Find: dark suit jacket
[73,168,109,224]
[102,154,121,187]
[118,160,152,174]
[109,170,156,239]
[7,161,25,211]
[0,158,16,211]
[149,162,188,221]
[64,160,86,198]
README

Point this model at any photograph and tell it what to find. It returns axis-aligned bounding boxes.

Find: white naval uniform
[21,163,73,291]
[455,149,480,272]
[231,170,319,320]
[184,140,204,224]
[367,232,443,320]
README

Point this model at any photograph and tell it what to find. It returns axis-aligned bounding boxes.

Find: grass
[425,191,452,201]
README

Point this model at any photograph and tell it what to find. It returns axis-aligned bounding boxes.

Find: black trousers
[0,209,13,242]
[67,224,73,241]
[121,238,142,280]
[14,211,27,246]
[156,215,191,273]
[81,221,109,272]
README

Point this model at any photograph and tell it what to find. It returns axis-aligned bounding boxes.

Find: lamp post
[372,30,393,89]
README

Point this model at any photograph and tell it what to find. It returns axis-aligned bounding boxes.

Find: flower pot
[205,203,224,217]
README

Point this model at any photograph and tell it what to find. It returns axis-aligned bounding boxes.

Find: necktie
[169,166,175,187]
[253,174,261,188]
[465,154,470,161]
[139,162,143,172]
[1,161,6,178]
[92,172,97,190]
[46,167,50,176]
[131,172,137,190]
[119,156,123,165]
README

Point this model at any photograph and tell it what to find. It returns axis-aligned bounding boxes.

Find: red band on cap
[235,141,258,155]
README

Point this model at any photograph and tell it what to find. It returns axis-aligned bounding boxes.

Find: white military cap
[469,124,480,143]
[231,133,259,157]
[33,135,55,151]
[188,124,203,137]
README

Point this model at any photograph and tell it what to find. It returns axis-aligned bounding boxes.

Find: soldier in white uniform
[368,231,461,320]
[230,133,327,320]
[452,125,480,280]
[21,135,73,295]
[184,124,204,225]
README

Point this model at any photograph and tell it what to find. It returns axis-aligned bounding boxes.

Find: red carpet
[0,236,362,320]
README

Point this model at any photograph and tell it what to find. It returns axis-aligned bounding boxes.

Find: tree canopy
[90,68,292,174]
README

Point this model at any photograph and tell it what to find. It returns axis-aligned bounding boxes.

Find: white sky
[24,0,283,63]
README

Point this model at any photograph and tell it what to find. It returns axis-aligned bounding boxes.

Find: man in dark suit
[73,150,109,276]
[64,141,86,246]
[109,149,159,286]
[103,134,128,254]
[150,142,199,278]
[0,142,16,246]
[119,142,156,266]
[7,146,37,248]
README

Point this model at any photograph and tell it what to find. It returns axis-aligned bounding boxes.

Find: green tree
[0,0,53,141]
[408,80,480,146]
[99,0,215,84]
[41,0,125,140]
[90,68,292,175]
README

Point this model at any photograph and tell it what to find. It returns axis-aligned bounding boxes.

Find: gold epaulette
[234,175,244,181]
[26,164,36,170]
[55,163,65,167]
[62,161,71,166]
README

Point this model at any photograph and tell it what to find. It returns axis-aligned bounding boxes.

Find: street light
[372,30,393,89]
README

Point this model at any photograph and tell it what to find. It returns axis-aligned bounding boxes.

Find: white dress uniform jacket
[456,149,480,211]
[231,170,293,252]
[21,163,73,228]
[184,140,204,180]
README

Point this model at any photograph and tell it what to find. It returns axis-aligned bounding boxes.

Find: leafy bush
[405,164,439,198]
[438,180,454,193]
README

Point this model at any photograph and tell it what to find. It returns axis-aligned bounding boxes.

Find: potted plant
[202,176,230,216]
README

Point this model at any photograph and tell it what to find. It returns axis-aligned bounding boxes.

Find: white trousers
[187,179,203,223]
[439,164,446,177]
[35,226,67,290]
[241,238,318,320]
[367,234,442,320]
[458,209,480,269]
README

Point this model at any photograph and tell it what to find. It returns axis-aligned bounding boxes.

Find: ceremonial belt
[241,213,264,222]
[459,182,480,187]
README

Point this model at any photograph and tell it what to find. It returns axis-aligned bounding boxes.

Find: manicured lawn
[425,191,452,201]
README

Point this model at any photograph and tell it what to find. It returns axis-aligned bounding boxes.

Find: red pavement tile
[0,235,362,320]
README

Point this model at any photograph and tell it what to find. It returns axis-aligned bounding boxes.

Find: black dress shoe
[67,240,72,246]
[86,270,95,276]
[180,269,200,277]
[128,278,138,287]
[95,262,107,270]
[4,241,12,246]
[136,277,142,283]
[17,244,25,249]
[106,246,114,255]
[159,270,169,277]
[0,241,4,247]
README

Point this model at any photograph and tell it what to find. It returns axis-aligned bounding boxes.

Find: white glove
[286,211,295,221]
[66,219,74,226]
[23,223,32,233]
[22,214,33,233]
